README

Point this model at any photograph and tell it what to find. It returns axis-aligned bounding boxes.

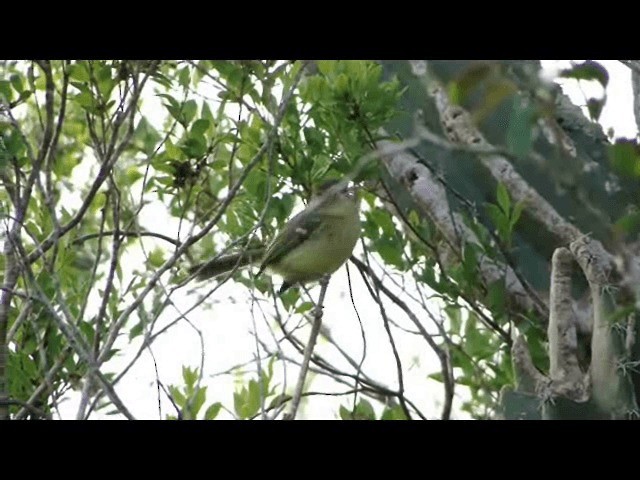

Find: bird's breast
[270,206,360,283]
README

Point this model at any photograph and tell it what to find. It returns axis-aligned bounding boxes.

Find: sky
[52,60,637,420]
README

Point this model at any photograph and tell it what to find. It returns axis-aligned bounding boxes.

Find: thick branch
[546,247,589,402]
[432,85,585,245]
[570,236,635,416]
[376,139,540,322]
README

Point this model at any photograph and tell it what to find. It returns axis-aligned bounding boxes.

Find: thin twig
[283,275,330,420]
[97,62,310,368]
[9,233,136,420]
[350,256,454,420]
[345,264,367,415]
[355,242,412,419]
[259,337,428,419]
[0,60,56,419]
[72,230,181,247]
[25,62,158,265]
[0,398,52,419]
[14,348,72,420]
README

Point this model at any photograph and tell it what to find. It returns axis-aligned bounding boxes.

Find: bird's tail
[189,248,265,280]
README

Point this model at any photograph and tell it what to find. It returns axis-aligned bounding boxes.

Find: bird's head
[309,178,359,213]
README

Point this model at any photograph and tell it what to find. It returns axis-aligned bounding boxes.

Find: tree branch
[72,230,181,247]
[283,275,330,420]
[97,61,310,367]
[350,256,453,420]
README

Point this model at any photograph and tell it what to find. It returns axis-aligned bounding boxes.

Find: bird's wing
[257,208,323,276]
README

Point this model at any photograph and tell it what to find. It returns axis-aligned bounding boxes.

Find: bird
[189,179,361,294]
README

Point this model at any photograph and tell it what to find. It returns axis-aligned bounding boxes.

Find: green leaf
[182,99,198,125]
[486,203,508,235]
[53,155,81,179]
[303,127,325,151]
[148,247,165,268]
[9,74,24,93]
[201,100,215,125]
[181,135,207,159]
[241,121,261,146]
[226,66,246,93]
[133,117,162,156]
[560,61,609,88]
[0,138,8,170]
[380,404,408,420]
[279,288,301,312]
[485,280,506,316]
[246,379,262,417]
[153,175,171,188]
[233,378,265,419]
[334,73,349,94]
[462,242,479,285]
[156,93,180,110]
[125,166,144,185]
[17,90,32,102]
[190,386,207,416]
[93,64,115,98]
[353,399,376,420]
[164,138,182,159]
[129,320,145,340]
[445,305,462,335]
[464,312,494,358]
[74,91,96,111]
[157,93,183,123]
[78,320,95,344]
[204,402,222,420]
[510,201,525,230]
[496,183,510,215]
[609,139,640,178]
[614,210,640,236]
[367,209,396,237]
[316,61,336,76]
[182,366,198,388]
[295,301,314,314]
[3,129,25,157]
[233,391,246,418]
[338,404,351,420]
[375,237,405,270]
[300,75,328,103]
[191,118,210,138]
[178,67,190,88]
[169,386,186,408]
[68,62,91,82]
[0,80,14,102]
[95,64,112,82]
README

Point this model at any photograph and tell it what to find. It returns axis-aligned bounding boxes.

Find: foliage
[0,60,411,419]
[1,59,638,420]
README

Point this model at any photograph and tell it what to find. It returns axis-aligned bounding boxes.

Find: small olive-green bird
[189,180,361,294]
